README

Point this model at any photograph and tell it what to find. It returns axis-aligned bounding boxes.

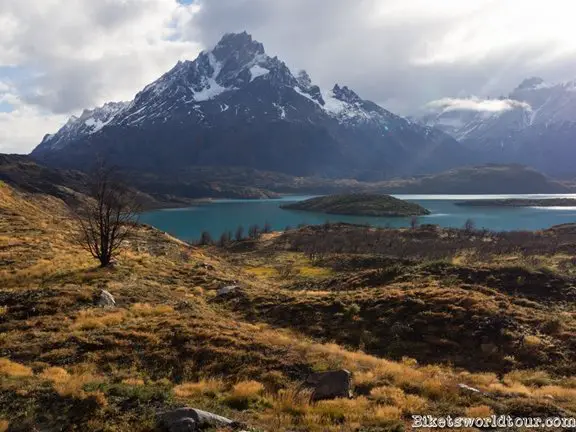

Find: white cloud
[426,97,532,114]
[0,0,201,153]
[0,87,68,154]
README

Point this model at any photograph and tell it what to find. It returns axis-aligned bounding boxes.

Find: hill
[3,183,576,430]
[31,32,467,181]
[281,194,430,216]
[376,164,571,194]
[0,154,277,205]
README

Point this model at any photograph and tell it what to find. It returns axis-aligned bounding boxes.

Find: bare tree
[75,163,140,267]
[199,231,214,246]
[248,224,261,239]
[464,218,476,233]
[235,225,245,241]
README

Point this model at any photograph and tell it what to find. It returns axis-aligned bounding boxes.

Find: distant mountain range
[422,77,576,177]
[31,32,468,181]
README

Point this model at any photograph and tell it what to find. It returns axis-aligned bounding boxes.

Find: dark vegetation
[280,194,431,217]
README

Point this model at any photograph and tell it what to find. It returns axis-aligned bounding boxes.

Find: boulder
[159,407,241,431]
[302,369,352,401]
[97,290,116,308]
[217,285,240,297]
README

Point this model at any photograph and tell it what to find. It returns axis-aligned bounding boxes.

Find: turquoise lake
[140,194,576,242]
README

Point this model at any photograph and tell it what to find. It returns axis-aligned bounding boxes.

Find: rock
[168,418,197,432]
[97,290,116,308]
[217,285,240,297]
[458,383,481,394]
[159,407,241,431]
[302,369,352,401]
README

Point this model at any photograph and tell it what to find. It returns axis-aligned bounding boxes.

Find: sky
[2,0,576,154]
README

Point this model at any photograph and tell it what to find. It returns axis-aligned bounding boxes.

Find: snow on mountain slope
[32,32,465,178]
[421,77,576,175]
[40,101,129,151]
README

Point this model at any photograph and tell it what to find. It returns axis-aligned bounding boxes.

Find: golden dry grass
[71,310,127,330]
[0,358,33,378]
[39,367,70,383]
[129,303,174,316]
[174,379,225,398]
[3,183,576,431]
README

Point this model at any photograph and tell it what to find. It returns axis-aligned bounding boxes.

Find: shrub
[523,335,543,348]
[71,310,126,330]
[130,303,174,316]
[465,405,494,417]
[0,358,33,377]
[370,386,406,405]
[223,380,265,410]
[40,367,70,383]
[174,379,224,398]
[372,405,402,422]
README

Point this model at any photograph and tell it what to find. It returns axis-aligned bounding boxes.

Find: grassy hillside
[2,183,576,431]
[281,194,430,217]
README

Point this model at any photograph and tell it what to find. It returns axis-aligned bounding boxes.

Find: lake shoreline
[139,194,576,242]
[456,198,576,208]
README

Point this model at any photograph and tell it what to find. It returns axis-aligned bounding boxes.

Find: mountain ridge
[31,32,467,180]
[422,76,576,176]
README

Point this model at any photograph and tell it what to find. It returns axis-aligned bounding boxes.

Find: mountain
[32,32,467,180]
[422,77,576,176]
[375,164,571,194]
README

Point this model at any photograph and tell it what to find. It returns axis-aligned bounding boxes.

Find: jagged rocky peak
[296,70,312,89]
[212,31,265,64]
[332,84,362,104]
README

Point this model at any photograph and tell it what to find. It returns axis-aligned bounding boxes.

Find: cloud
[0,83,68,154]
[0,0,201,152]
[426,97,532,114]
[186,0,576,114]
[2,0,576,153]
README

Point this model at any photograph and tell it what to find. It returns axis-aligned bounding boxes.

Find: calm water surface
[140,194,576,242]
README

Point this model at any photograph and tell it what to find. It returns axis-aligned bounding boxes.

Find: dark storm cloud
[185,0,576,113]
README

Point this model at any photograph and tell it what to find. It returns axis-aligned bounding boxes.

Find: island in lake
[280,194,431,217]
[456,198,576,208]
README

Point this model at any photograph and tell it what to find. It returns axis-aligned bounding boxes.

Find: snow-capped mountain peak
[33,32,465,179]
[419,75,576,175]
[40,101,128,150]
